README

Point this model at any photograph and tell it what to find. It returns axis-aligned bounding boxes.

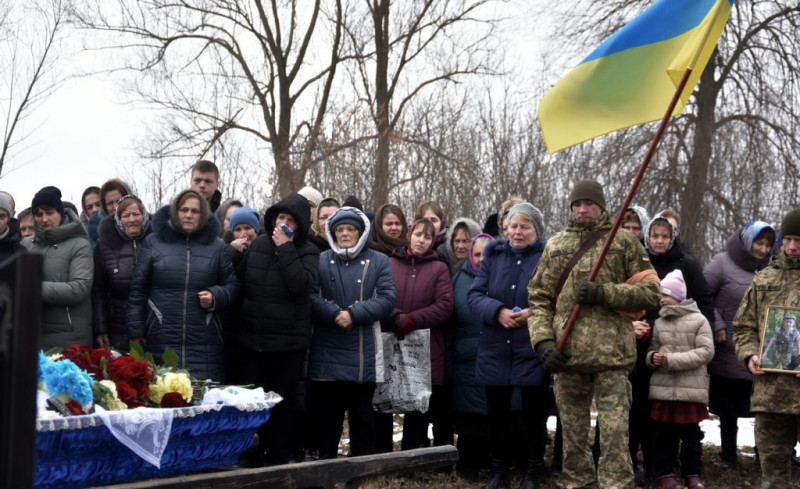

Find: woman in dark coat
[308,207,395,459]
[235,193,319,465]
[704,221,775,468]
[375,219,454,453]
[452,233,495,479]
[92,195,152,351]
[467,203,548,489]
[127,189,239,381]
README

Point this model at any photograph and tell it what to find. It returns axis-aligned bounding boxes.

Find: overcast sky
[0,1,550,214]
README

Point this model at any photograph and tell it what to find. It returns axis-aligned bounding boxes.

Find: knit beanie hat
[342,195,364,211]
[297,186,323,208]
[0,194,12,216]
[569,179,606,210]
[660,269,687,302]
[229,206,260,234]
[328,207,365,235]
[740,221,775,254]
[780,208,800,238]
[32,186,64,216]
[506,202,545,240]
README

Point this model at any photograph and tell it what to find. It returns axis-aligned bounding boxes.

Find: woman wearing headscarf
[704,221,775,468]
[23,186,94,349]
[441,217,482,277]
[467,203,548,489]
[309,197,340,252]
[452,233,495,480]
[375,219,454,453]
[371,203,408,255]
[308,206,395,459]
[127,189,239,381]
[92,195,152,351]
[235,193,319,465]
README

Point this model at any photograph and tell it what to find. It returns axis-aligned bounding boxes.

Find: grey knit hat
[506,202,545,239]
[569,179,606,210]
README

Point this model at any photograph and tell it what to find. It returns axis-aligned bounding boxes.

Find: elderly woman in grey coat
[23,186,94,349]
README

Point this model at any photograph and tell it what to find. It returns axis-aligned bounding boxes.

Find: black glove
[536,340,571,373]
[577,281,605,305]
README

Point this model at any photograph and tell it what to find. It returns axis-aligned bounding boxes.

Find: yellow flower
[162,372,193,402]
[148,379,167,404]
[107,398,128,411]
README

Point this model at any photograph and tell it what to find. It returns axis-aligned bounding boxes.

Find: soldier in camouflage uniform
[528,180,661,489]
[734,208,800,489]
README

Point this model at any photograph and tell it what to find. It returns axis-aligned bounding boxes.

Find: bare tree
[345,0,499,209]
[73,0,349,199]
[0,0,67,176]
[541,0,800,262]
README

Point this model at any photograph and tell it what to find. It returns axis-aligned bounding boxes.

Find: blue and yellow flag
[538,0,734,154]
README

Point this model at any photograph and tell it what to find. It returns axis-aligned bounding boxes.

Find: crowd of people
[4,165,800,489]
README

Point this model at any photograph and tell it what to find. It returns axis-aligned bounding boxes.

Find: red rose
[115,381,137,406]
[121,360,155,383]
[107,356,134,381]
[90,348,113,366]
[128,378,150,399]
[60,353,92,372]
[160,392,188,408]
[65,400,85,415]
[63,345,92,357]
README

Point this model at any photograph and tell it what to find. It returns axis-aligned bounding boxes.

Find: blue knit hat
[328,207,365,235]
[229,206,260,234]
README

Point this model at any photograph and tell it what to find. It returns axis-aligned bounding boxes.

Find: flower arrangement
[38,352,95,415]
[40,343,195,416]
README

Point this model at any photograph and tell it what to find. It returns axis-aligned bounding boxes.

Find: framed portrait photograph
[758,306,800,373]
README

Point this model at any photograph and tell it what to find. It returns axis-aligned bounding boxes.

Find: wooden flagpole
[557,67,694,352]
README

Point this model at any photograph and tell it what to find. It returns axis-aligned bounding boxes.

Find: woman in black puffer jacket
[235,192,320,465]
[92,195,152,351]
[127,189,239,381]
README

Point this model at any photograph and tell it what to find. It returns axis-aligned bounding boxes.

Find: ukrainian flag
[538,0,734,154]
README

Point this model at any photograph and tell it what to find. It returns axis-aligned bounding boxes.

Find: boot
[684,474,704,489]
[483,457,510,489]
[656,474,679,489]
[517,455,542,489]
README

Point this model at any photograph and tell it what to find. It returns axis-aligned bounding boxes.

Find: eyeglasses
[335,225,358,234]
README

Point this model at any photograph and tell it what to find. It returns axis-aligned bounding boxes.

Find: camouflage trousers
[554,369,634,489]
[754,413,800,489]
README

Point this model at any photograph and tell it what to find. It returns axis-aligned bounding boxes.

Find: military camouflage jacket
[527,211,661,372]
[733,253,800,414]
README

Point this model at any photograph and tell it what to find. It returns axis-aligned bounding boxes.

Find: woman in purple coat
[468,203,548,489]
[703,221,775,468]
[375,219,454,452]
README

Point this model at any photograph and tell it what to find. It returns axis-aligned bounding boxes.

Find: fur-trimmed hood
[325,206,372,260]
[152,189,220,244]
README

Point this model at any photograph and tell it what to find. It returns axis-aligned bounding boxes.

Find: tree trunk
[372,0,391,210]
[679,60,718,263]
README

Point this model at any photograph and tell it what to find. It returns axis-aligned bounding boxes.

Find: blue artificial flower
[39,351,95,405]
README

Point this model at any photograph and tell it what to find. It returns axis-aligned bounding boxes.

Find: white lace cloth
[36,390,283,468]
